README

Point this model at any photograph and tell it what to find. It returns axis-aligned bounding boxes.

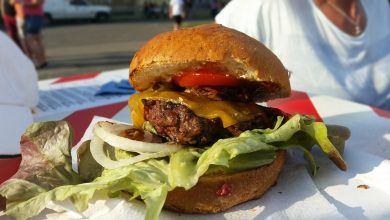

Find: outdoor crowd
[1,0,46,69]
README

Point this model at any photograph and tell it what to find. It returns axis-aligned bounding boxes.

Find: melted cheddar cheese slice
[128,90,262,128]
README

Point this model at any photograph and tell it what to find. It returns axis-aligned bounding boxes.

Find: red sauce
[216,183,232,197]
[172,69,242,87]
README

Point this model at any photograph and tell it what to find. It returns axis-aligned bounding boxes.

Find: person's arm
[0,0,5,17]
[14,1,24,18]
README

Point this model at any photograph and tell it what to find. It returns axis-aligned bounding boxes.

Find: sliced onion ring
[93,121,182,153]
[90,135,171,169]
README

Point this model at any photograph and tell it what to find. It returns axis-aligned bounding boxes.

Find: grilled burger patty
[143,99,229,145]
[142,99,287,146]
[186,82,281,102]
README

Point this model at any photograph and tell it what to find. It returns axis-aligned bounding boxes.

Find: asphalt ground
[38,21,172,80]
[37,19,212,80]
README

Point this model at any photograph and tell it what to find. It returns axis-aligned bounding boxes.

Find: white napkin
[311,96,390,219]
[311,148,390,219]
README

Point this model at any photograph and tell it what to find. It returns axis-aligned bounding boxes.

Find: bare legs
[15,18,31,57]
[26,33,46,67]
[173,22,180,31]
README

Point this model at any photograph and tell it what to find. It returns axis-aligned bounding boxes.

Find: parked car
[44,0,112,25]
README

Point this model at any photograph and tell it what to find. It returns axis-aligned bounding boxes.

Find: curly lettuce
[0,115,349,220]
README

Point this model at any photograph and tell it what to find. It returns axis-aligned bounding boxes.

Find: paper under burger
[0,24,350,220]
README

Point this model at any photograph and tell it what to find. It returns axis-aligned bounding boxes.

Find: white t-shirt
[216,0,390,110]
[0,32,38,154]
[170,0,184,16]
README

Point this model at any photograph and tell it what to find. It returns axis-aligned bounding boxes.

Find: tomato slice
[173,70,241,87]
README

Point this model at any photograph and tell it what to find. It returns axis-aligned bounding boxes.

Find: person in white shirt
[216,0,390,110]
[0,31,38,154]
[169,0,185,30]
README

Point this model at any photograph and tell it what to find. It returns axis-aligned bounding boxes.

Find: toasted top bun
[129,24,291,101]
[164,151,286,213]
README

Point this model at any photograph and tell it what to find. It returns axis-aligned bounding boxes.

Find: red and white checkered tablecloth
[1,68,389,184]
[1,68,390,219]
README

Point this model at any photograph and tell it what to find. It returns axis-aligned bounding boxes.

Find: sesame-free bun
[164,151,286,214]
[129,24,290,101]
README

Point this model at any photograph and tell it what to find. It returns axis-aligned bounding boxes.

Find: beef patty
[142,99,287,146]
[186,82,281,102]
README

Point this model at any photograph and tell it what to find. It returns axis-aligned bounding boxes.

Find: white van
[44,0,112,24]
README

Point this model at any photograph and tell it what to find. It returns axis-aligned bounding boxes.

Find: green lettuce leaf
[258,115,347,172]
[169,115,297,190]
[325,124,351,155]
[77,141,136,182]
[301,122,347,170]
[0,121,81,219]
[169,115,348,190]
[169,134,277,190]
[2,159,170,220]
[0,122,80,202]
[77,140,104,182]
[276,132,318,175]
[0,115,349,220]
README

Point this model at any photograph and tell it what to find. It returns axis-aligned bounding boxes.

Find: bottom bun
[164,151,286,213]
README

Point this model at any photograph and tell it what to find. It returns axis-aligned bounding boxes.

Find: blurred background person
[1,0,21,48]
[169,0,185,30]
[14,0,30,56]
[185,0,193,19]
[143,0,150,18]
[209,0,219,18]
[24,0,47,69]
[0,31,38,153]
[216,0,390,110]
[161,1,169,18]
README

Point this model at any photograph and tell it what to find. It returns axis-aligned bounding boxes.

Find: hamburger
[128,24,291,213]
[0,24,348,220]
[125,24,347,213]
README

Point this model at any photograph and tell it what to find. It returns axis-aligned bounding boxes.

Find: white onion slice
[93,121,182,153]
[90,135,171,169]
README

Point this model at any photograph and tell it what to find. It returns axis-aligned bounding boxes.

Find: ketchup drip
[216,183,232,197]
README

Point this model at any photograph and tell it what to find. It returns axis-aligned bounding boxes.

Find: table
[1,68,390,219]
